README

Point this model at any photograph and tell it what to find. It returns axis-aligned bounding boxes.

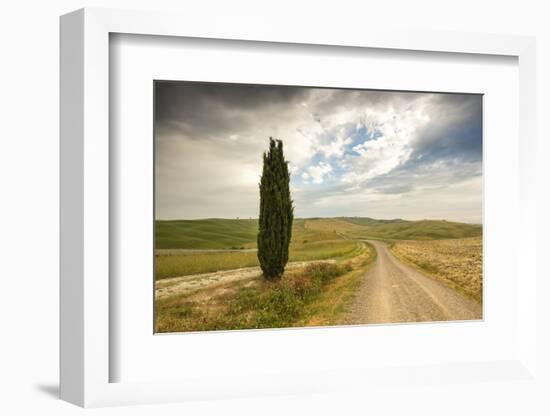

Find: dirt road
[345,240,482,324]
[156,259,336,300]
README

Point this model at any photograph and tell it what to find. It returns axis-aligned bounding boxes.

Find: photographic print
[154,81,483,333]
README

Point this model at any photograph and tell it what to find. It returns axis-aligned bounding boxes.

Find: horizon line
[155,216,483,225]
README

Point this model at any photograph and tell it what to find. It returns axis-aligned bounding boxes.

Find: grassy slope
[155,219,259,249]
[339,217,482,240]
[156,217,482,250]
[391,237,483,302]
[155,218,347,250]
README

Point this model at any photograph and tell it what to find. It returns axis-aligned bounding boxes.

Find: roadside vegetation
[155,243,375,332]
[390,236,483,302]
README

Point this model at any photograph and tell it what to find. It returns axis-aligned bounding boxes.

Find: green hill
[342,217,409,226]
[339,217,482,240]
[155,219,258,249]
[155,217,482,249]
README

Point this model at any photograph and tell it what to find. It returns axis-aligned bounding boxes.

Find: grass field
[155,219,259,249]
[340,217,482,240]
[156,240,360,280]
[155,217,482,280]
[390,236,483,301]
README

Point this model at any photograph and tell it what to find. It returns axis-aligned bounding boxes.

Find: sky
[155,81,483,223]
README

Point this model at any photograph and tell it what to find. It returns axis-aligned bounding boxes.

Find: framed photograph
[60,8,538,408]
[153,80,483,334]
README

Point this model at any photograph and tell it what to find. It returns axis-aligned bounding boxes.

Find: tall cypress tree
[257,137,294,280]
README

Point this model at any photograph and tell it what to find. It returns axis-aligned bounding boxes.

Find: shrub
[288,274,314,299]
[303,262,352,285]
[264,285,303,320]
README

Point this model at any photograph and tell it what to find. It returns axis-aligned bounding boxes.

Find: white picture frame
[60,7,538,408]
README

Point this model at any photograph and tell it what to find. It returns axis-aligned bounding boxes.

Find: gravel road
[345,240,482,324]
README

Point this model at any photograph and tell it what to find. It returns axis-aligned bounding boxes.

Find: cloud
[155,81,482,222]
[305,162,333,184]
[341,107,429,184]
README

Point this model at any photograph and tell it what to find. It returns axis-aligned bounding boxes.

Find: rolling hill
[339,217,482,240]
[155,217,482,249]
[155,218,258,249]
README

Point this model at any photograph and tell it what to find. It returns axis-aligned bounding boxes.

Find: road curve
[344,240,482,325]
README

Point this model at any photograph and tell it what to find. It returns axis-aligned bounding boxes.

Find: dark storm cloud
[408,94,482,165]
[155,81,308,138]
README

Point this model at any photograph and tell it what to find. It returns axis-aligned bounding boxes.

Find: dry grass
[155,263,350,332]
[302,218,365,234]
[296,243,376,327]
[155,243,376,333]
[391,236,483,302]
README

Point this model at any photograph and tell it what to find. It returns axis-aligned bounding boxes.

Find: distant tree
[257,138,294,280]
